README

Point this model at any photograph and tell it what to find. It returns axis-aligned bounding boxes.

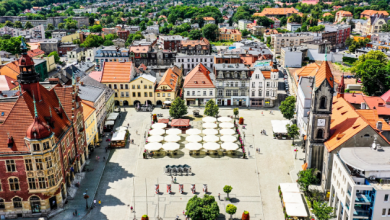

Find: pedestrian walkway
[50,133,112,220]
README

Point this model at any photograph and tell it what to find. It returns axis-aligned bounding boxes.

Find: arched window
[9,178,20,191]
[13,197,22,208]
[0,198,4,209]
[316,129,324,139]
[319,96,326,109]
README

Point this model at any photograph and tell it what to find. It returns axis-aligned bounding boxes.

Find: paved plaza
[52,106,304,220]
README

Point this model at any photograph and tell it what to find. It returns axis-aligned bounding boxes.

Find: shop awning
[171,119,190,127]
[279,183,300,193]
[107,113,119,121]
[112,131,126,141]
[271,120,292,134]
[105,121,114,126]
[158,119,169,124]
[280,183,308,218]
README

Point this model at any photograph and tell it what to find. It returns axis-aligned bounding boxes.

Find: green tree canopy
[286,124,299,144]
[255,16,274,28]
[48,51,60,64]
[186,195,220,220]
[89,25,103,32]
[223,185,233,199]
[14,21,22,28]
[47,23,55,30]
[279,96,296,120]
[0,36,28,54]
[80,34,104,48]
[312,201,335,220]
[5,21,13,27]
[24,21,33,29]
[169,97,188,118]
[202,24,219,41]
[226,204,237,219]
[189,29,203,40]
[204,99,219,117]
[297,168,319,192]
[58,23,65,29]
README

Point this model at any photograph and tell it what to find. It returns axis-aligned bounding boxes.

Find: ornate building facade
[0,39,87,218]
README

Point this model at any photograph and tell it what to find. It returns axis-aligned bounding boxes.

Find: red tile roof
[183,63,214,88]
[315,61,334,89]
[0,75,19,91]
[157,67,180,91]
[171,119,190,127]
[101,62,133,83]
[0,61,20,80]
[363,96,390,116]
[27,49,45,58]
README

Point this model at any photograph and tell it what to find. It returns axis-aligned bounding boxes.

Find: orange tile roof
[361,10,389,17]
[171,119,190,127]
[253,7,301,17]
[82,101,95,120]
[343,93,365,104]
[336,10,353,17]
[264,29,279,35]
[0,100,16,122]
[0,61,20,80]
[27,49,45,58]
[181,38,210,47]
[183,63,214,88]
[89,71,103,82]
[101,62,133,83]
[262,71,271,79]
[323,12,333,17]
[363,96,390,116]
[315,61,334,89]
[157,67,180,91]
[293,63,320,85]
[203,17,215,21]
[269,17,280,21]
[27,42,40,50]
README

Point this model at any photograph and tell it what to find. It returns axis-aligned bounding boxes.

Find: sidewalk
[289,139,306,183]
[50,133,112,220]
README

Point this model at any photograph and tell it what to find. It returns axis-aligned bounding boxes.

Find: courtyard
[54,106,300,220]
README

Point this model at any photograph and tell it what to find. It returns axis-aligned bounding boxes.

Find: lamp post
[294,148,298,159]
[83,189,89,209]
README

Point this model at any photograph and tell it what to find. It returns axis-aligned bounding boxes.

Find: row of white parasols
[147,133,237,143]
[150,128,235,136]
[145,142,239,151]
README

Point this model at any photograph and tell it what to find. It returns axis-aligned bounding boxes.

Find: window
[125,84,128,89]
[6,160,16,172]
[33,144,40,151]
[13,197,22,208]
[137,85,140,89]
[187,91,190,96]
[121,92,124,97]
[36,159,43,170]
[241,90,246,96]
[385,194,389,202]
[126,92,129,97]
[0,199,4,209]
[108,84,112,89]
[252,82,255,87]
[43,142,50,150]
[259,82,262,87]
[316,129,324,139]
[9,178,20,191]
[218,90,223,96]
[388,208,390,215]
[120,84,123,89]
[48,175,55,187]
[114,84,117,89]
[226,90,231,96]
[266,82,270,88]
[132,85,135,89]
[192,91,195,96]
[133,92,136,97]
[115,93,118,98]
[235,82,238,87]
[319,96,326,109]
[28,178,36,189]
[38,177,46,189]
[144,92,148,97]
[203,91,206,96]
[252,91,255,96]
[259,90,262,96]
[209,91,213,96]
[163,93,165,97]
[25,159,33,171]
[157,93,160,97]
[46,156,53,168]
[383,209,386,216]
[138,92,141,97]
[233,90,238,96]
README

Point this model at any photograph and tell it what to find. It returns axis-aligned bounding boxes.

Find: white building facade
[175,54,214,75]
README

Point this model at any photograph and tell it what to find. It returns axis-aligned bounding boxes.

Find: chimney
[377,121,383,131]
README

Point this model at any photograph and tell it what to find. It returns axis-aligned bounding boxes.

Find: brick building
[0,39,87,218]
[117,30,130,41]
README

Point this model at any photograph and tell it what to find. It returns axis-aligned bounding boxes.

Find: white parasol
[145,143,162,151]
[186,128,201,135]
[166,128,182,135]
[202,116,216,123]
[219,122,234,129]
[162,142,180,151]
[203,142,220,150]
[202,129,218,135]
[152,123,167,129]
[203,135,220,142]
[149,129,165,136]
[164,135,181,142]
[185,143,203,151]
[217,117,232,122]
[220,135,237,142]
[115,126,127,131]
[147,135,163,143]
[221,142,239,151]
[203,123,217,129]
[186,135,202,143]
[220,129,235,135]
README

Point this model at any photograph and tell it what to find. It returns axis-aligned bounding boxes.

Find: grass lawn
[333,62,352,73]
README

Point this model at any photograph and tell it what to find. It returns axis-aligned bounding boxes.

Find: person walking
[131,206,133,212]
[99,200,101,205]
[174,177,177,183]
[105,146,108,153]
[93,199,96,207]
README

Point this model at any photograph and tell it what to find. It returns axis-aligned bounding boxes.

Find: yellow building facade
[61,33,81,43]
[218,28,242,41]
[129,74,157,106]
[155,66,183,106]
[82,101,98,147]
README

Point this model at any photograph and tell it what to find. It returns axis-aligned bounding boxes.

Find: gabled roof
[361,10,389,17]
[157,67,180,91]
[27,49,45,58]
[0,61,20,80]
[293,63,320,85]
[101,62,133,83]
[363,96,390,116]
[315,61,334,89]
[203,17,215,21]
[183,63,214,88]
[82,101,95,120]
[0,75,19,91]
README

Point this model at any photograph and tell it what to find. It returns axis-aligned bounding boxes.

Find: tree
[241,29,250,37]
[89,17,95,26]
[312,201,335,220]
[89,25,103,33]
[188,29,202,40]
[64,18,77,29]
[345,37,354,47]
[169,97,188,118]
[58,23,65,29]
[5,21,13,27]
[233,108,239,118]
[48,51,60,64]
[223,185,232,199]
[351,51,390,95]
[103,39,114,46]
[204,99,219,117]
[255,16,274,28]
[286,124,299,145]
[105,33,118,41]
[226,204,237,220]
[279,96,296,120]
[186,195,219,220]
[80,34,104,47]
[47,23,55,30]
[0,36,28,55]
[24,21,33,29]
[297,168,318,193]
[202,24,219,41]
[14,21,22,28]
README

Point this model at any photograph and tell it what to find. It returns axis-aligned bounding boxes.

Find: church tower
[305,60,334,177]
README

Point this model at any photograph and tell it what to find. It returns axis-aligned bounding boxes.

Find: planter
[239,117,244,125]
[242,211,250,220]
[141,215,149,220]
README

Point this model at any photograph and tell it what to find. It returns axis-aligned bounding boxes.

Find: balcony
[353,207,370,218]
[355,193,372,204]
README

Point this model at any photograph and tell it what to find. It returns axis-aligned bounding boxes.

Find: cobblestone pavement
[47,106,302,220]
